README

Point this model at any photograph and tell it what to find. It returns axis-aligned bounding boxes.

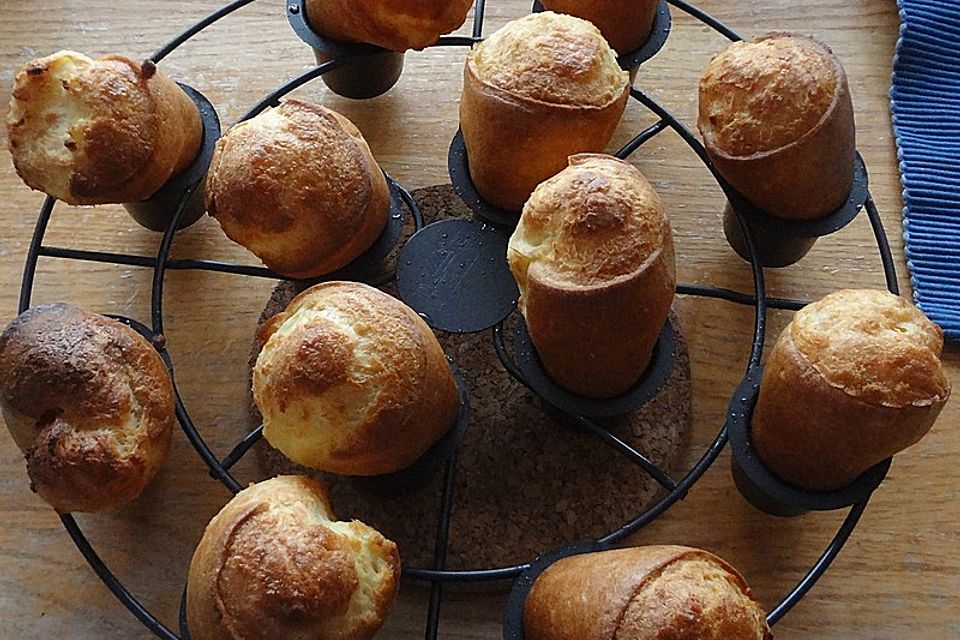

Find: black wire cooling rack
[13,1,902,638]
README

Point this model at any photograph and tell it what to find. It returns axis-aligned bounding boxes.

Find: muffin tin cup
[354,360,471,496]
[287,0,405,100]
[448,129,522,228]
[122,83,221,232]
[722,152,870,268]
[531,0,673,82]
[502,315,677,420]
[502,540,608,640]
[726,365,892,517]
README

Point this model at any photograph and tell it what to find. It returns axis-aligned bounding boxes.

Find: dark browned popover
[0,303,174,512]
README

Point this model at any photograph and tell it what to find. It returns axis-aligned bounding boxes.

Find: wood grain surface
[0,1,957,638]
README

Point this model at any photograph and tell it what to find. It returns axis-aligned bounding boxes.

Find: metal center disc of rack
[14,1,902,639]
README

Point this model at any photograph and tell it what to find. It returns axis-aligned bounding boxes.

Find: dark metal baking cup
[502,540,608,640]
[123,83,221,232]
[354,359,471,495]
[509,315,677,419]
[532,0,672,74]
[287,0,404,99]
[448,129,523,228]
[726,365,891,517]
[723,152,869,268]
[395,217,519,334]
[305,174,408,284]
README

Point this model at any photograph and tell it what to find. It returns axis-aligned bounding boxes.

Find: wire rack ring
[14,1,901,639]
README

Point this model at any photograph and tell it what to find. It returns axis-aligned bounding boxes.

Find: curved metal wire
[150,0,260,63]
[61,515,181,640]
[10,0,905,638]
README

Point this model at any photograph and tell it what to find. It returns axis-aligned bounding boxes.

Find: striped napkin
[891,0,960,339]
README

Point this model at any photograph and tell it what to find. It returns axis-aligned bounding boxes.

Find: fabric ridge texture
[891,0,960,340]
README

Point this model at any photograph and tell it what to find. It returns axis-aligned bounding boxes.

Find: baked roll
[460,12,630,211]
[305,0,474,51]
[206,100,390,279]
[0,304,174,513]
[698,33,855,220]
[508,154,675,398]
[539,0,660,55]
[6,50,201,206]
[187,475,400,640]
[753,289,951,491]
[254,281,459,475]
[525,546,771,640]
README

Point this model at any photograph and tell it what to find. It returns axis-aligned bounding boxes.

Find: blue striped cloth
[891,0,960,339]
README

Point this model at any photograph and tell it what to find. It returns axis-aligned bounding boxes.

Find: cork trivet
[244,185,692,572]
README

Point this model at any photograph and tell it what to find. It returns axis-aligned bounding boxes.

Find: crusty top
[471,12,628,107]
[508,154,668,292]
[0,303,173,450]
[206,100,387,278]
[305,0,474,51]
[616,554,771,640]
[0,303,174,512]
[190,476,400,640]
[698,33,842,156]
[253,281,457,475]
[6,50,200,205]
[524,546,770,640]
[789,289,950,408]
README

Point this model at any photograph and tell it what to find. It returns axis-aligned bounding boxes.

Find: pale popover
[752,289,950,491]
[0,304,174,513]
[187,475,400,640]
[253,282,459,475]
[305,0,474,51]
[508,154,675,398]
[698,33,855,220]
[525,546,772,640]
[6,50,201,205]
[539,0,660,55]
[460,12,630,211]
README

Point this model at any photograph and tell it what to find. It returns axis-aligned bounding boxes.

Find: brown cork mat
[243,185,692,572]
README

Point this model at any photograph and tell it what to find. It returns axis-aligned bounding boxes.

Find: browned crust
[6,52,201,205]
[0,303,174,512]
[698,34,855,220]
[187,476,401,640]
[524,546,771,640]
[540,0,660,54]
[460,50,629,211]
[305,0,474,51]
[752,327,950,491]
[206,100,389,279]
[511,155,676,398]
[525,236,674,398]
[253,282,459,475]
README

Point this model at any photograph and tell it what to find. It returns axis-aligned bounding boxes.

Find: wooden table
[0,1,957,638]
